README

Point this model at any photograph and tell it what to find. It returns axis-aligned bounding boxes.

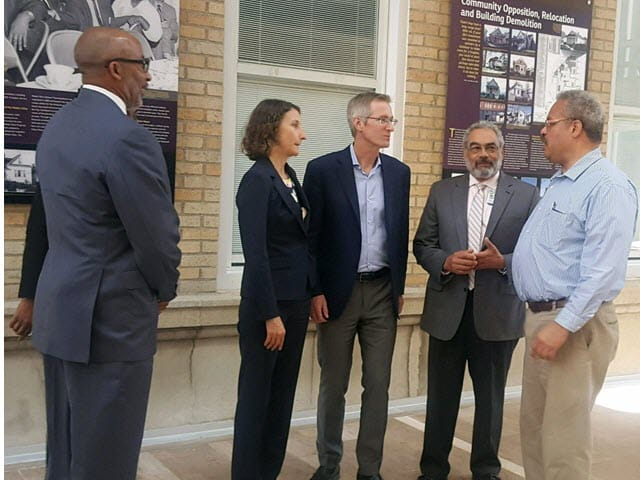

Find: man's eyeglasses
[466,143,499,155]
[543,117,573,128]
[365,116,398,127]
[105,57,151,72]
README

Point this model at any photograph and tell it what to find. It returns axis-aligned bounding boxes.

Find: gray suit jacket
[32,88,181,363]
[413,172,538,341]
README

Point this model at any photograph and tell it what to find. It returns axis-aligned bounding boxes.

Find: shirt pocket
[541,201,572,249]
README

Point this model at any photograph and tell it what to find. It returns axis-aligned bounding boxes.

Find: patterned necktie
[468,184,487,290]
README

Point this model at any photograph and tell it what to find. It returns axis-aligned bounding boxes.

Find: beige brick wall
[402,0,618,289]
[3,0,619,298]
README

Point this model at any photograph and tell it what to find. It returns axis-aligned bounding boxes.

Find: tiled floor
[6,392,640,479]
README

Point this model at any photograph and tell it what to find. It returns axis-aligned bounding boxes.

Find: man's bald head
[75,27,142,75]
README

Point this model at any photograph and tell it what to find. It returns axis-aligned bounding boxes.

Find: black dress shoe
[310,466,340,480]
[473,475,501,480]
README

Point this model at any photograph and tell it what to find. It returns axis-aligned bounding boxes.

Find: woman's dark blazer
[236,158,313,321]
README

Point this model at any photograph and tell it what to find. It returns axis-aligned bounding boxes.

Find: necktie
[468,184,487,290]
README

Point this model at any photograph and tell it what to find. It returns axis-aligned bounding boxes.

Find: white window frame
[217,0,409,290]
[609,0,640,278]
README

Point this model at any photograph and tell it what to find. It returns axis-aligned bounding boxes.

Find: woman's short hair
[241,99,300,160]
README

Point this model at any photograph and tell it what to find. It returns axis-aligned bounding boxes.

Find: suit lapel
[381,155,395,233]
[452,174,470,250]
[337,148,360,222]
[287,164,309,233]
[484,173,514,239]
[260,159,306,233]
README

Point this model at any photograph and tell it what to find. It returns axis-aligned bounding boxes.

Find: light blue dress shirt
[512,148,638,332]
[350,144,389,273]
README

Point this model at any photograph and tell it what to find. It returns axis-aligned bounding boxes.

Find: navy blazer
[303,146,410,320]
[237,158,313,321]
[32,88,181,363]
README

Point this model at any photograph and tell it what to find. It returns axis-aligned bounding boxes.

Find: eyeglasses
[466,143,499,155]
[365,116,398,127]
[543,117,573,128]
[105,57,151,72]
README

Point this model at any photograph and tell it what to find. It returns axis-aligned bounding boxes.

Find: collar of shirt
[468,170,500,190]
[350,144,381,174]
[551,147,602,183]
[81,84,127,115]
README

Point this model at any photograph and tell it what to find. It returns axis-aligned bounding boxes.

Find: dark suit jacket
[413,172,538,341]
[237,158,313,321]
[303,146,410,320]
[18,186,47,299]
[32,88,181,363]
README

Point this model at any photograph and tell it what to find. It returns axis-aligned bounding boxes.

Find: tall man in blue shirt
[513,90,638,480]
[304,92,410,480]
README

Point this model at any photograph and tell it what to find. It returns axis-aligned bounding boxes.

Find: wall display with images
[4,0,180,202]
[443,0,593,188]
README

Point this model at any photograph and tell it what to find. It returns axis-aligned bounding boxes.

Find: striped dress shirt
[512,148,638,332]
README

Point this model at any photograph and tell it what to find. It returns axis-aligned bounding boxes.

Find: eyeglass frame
[104,57,151,72]
[363,116,398,127]
[543,117,575,128]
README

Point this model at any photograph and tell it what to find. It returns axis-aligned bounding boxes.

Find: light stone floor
[6,394,640,480]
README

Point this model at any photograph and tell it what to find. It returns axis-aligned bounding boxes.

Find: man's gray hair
[556,89,604,143]
[462,121,505,149]
[347,91,392,137]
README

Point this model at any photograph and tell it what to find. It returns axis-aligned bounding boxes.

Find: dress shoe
[310,466,340,480]
[472,475,501,480]
[356,475,383,480]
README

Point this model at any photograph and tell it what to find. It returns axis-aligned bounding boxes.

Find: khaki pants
[520,302,618,480]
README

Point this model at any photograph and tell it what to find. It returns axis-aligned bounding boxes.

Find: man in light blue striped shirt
[512,90,638,480]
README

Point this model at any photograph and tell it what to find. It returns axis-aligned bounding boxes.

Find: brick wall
[3,0,619,299]
[402,0,617,289]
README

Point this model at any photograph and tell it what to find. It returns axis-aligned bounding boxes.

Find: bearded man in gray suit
[413,121,538,480]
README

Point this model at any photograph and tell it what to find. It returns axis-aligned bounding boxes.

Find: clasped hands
[443,237,505,274]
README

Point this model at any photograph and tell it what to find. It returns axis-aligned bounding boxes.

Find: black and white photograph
[480,75,507,100]
[508,79,534,103]
[506,103,532,127]
[479,100,505,123]
[4,0,180,92]
[561,25,588,53]
[510,54,535,78]
[510,29,537,54]
[483,25,510,49]
[482,49,508,75]
[533,32,588,122]
[4,148,37,195]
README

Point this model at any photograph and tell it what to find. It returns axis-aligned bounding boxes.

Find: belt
[356,268,389,282]
[528,298,567,313]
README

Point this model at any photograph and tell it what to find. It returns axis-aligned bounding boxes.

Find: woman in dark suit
[232,99,312,479]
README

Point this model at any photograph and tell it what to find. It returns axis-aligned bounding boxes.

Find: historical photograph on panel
[483,25,510,49]
[480,76,507,101]
[533,31,588,122]
[508,79,534,104]
[479,100,505,123]
[482,50,508,76]
[4,0,180,92]
[4,149,37,194]
[510,54,535,79]
[506,104,532,127]
[510,29,537,54]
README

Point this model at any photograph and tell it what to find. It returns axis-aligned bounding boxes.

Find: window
[610,0,640,266]
[218,0,408,289]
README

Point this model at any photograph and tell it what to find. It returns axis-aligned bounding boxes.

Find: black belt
[528,298,567,313]
[356,268,389,282]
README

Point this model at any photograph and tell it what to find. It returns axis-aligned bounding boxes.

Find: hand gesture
[531,322,570,361]
[475,237,505,270]
[9,298,34,339]
[443,249,477,275]
[9,12,32,51]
